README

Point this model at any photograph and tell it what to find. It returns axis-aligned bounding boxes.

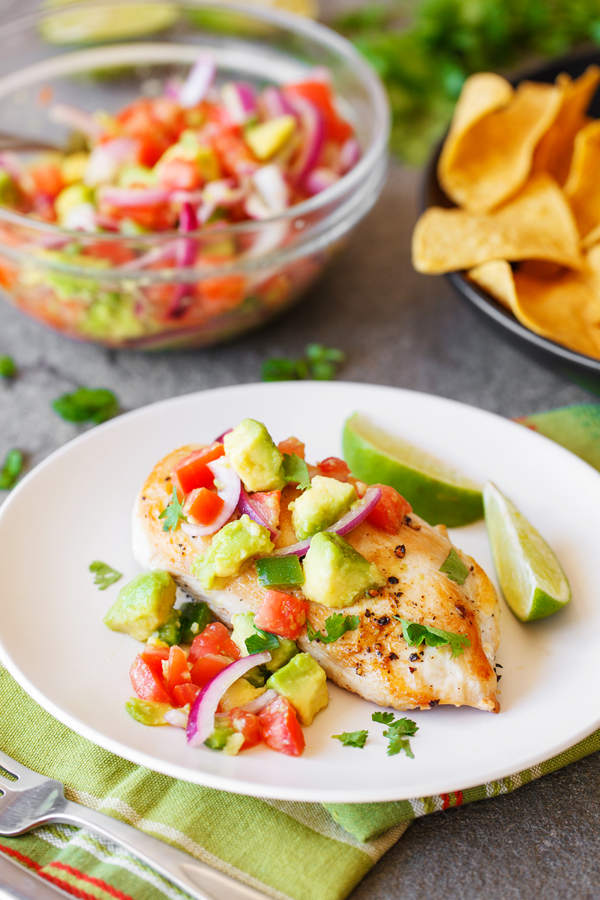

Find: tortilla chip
[467,259,600,359]
[438,80,563,213]
[413,175,583,274]
[581,221,600,250]
[517,259,566,279]
[532,66,600,186]
[564,119,600,238]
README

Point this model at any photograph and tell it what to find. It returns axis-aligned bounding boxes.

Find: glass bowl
[0,0,389,349]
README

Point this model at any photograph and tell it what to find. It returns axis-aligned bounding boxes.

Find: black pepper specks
[394,545,406,559]
[404,515,421,531]
[389,652,398,661]
[388,576,399,585]
[455,603,467,618]
[165,475,171,482]
[429,699,440,708]
[409,667,416,674]
[409,653,420,662]
[376,616,391,626]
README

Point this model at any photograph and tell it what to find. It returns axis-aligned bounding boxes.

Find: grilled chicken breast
[133,445,500,713]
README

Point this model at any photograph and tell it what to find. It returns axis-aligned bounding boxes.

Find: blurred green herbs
[261,344,345,382]
[334,0,600,165]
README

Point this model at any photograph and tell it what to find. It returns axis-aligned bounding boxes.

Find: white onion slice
[339,137,361,175]
[99,185,172,208]
[48,103,102,141]
[273,486,382,557]
[180,458,241,538]
[305,167,340,196]
[164,707,189,729]
[179,53,216,108]
[221,82,257,125]
[84,138,138,187]
[187,651,272,747]
[252,164,289,213]
[237,487,279,541]
[242,689,278,715]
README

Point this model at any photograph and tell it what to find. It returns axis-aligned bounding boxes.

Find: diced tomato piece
[86,242,136,266]
[204,122,258,177]
[366,484,412,534]
[285,81,353,144]
[278,437,305,459]
[258,697,305,756]
[229,708,262,749]
[200,274,246,313]
[173,443,225,494]
[137,137,172,168]
[30,164,64,199]
[186,487,224,525]
[255,590,308,641]
[130,653,171,704]
[189,654,231,688]
[172,683,200,707]
[188,622,241,664]
[317,457,351,482]
[158,157,203,191]
[250,490,281,530]
[164,645,191,696]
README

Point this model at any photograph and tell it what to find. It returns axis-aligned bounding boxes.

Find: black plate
[422,48,600,393]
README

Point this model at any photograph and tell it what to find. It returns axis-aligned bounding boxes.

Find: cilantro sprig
[395,617,471,658]
[332,730,368,749]
[372,712,418,758]
[245,628,280,655]
[0,355,16,378]
[282,453,311,491]
[439,548,469,585]
[159,485,188,533]
[307,613,359,645]
[0,448,23,490]
[53,387,119,425]
[261,344,345,382]
[89,561,122,590]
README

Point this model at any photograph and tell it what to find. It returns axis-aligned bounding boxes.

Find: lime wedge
[40,1,178,44]
[342,413,483,527]
[483,482,571,622]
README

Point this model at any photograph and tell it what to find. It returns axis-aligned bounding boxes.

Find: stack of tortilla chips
[412,67,600,360]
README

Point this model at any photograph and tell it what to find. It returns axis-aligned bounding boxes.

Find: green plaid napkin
[1,403,599,900]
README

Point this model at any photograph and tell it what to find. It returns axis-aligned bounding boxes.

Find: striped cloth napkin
[1,403,599,900]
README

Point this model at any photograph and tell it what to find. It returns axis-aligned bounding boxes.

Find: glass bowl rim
[0,0,390,246]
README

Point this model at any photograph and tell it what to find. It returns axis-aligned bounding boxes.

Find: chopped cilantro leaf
[0,355,16,378]
[0,448,23,490]
[307,613,359,644]
[282,453,311,491]
[159,485,188,533]
[52,387,119,425]
[371,711,395,726]
[395,617,471,658]
[261,344,345,382]
[245,628,280,655]
[332,730,368,748]
[89,560,122,590]
[439,548,469,585]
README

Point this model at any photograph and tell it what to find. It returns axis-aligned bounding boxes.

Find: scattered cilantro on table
[395,617,471,658]
[307,613,360,644]
[89,561,122,590]
[372,711,418,758]
[0,449,23,490]
[0,355,16,378]
[332,730,369,749]
[52,387,119,424]
[159,485,188,533]
[261,344,345,382]
[282,452,311,491]
[245,628,280,654]
[439,547,469,584]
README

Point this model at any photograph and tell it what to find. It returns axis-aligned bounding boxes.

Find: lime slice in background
[342,412,483,527]
[40,0,179,43]
[483,481,571,622]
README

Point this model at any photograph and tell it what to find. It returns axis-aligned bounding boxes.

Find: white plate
[1,382,599,804]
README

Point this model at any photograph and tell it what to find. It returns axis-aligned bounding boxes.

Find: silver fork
[0,749,268,900]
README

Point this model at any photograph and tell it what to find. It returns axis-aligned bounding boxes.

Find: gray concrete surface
[1,1,600,896]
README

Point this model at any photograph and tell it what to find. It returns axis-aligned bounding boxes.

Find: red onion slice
[187,650,272,747]
[242,688,278,715]
[179,53,216,108]
[84,138,138,187]
[48,103,102,142]
[221,82,257,125]
[237,487,279,541]
[273,486,382,557]
[214,429,233,443]
[285,94,325,186]
[180,457,241,538]
[167,202,198,318]
[260,86,295,120]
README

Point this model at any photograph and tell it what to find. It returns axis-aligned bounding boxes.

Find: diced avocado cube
[244,664,269,687]
[152,608,182,646]
[61,152,89,185]
[267,653,328,725]
[219,678,266,712]
[103,570,176,641]
[125,698,171,726]
[205,719,235,749]
[0,170,18,207]
[191,515,274,590]
[55,183,94,223]
[231,612,259,657]
[245,115,296,160]
[231,612,298,672]
[118,164,156,187]
[179,601,212,643]
[290,476,357,540]
[224,419,285,492]
[303,532,385,609]
[266,637,298,673]
[255,555,304,587]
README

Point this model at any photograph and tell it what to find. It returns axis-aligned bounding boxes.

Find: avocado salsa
[104,418,410,757]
